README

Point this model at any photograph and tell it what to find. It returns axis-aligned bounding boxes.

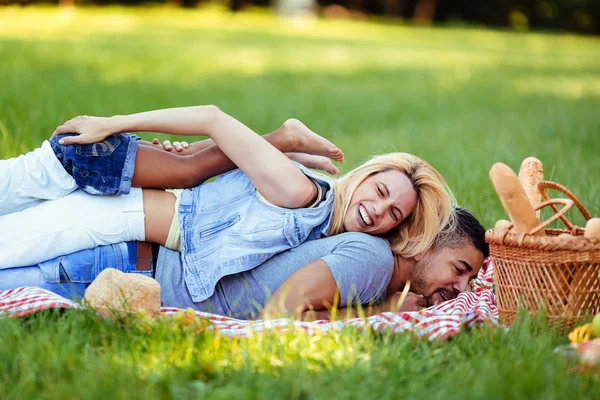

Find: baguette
[489,163,545,236]
[518,157,544,218]
[584,218,600,239]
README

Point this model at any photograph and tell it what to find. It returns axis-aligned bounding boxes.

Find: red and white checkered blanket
[0,259,498,341]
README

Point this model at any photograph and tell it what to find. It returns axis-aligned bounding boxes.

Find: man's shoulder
[330,232,393,255]
[311,232,394,274]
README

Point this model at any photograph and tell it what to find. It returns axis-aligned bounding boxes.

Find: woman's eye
[377,187,384,197]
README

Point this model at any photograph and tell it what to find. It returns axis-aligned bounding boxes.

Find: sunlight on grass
[514,76,600,99]
[4,309,597,399]
[1,7,597,91]
[1,9,599,396]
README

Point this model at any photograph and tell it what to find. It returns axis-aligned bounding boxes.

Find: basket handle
[527,198,574,235]
[537,181,593,230]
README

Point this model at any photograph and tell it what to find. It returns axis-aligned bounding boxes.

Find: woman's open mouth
[358,204,373,227]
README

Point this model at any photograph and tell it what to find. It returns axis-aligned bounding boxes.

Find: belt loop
[178,189,193,213]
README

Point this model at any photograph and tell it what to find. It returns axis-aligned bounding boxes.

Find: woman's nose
[372,202,382,216]
[373,199,393,217]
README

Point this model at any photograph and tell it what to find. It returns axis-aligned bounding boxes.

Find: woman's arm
[54,106,223,140]
[53,106,319,208]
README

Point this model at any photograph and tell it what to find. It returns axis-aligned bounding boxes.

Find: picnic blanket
[0,259,498,341]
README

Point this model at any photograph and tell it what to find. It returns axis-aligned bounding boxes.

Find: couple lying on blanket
[0,106,488,320]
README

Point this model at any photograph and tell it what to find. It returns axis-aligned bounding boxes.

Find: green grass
[0,309,598,399]
[1,6,599,399]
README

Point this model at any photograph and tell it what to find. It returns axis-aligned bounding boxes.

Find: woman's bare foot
[272,119,344,163]
[285,153,340,176]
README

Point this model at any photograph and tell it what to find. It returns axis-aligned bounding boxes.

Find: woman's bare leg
[131,119,343,189]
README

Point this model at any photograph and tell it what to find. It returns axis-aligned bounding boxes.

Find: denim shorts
[49,133,140,196]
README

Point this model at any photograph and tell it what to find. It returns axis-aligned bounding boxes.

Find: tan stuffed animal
[84,268,161,318]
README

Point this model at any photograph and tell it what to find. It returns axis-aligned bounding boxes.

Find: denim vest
[178,163,334,302]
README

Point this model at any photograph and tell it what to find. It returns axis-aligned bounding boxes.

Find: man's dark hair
[432,207,489,258]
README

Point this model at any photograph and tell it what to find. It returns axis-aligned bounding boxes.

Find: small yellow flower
[568,323,593,344]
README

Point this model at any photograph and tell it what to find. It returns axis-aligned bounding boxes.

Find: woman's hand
[52,115,118,145]
[151,138,190,152]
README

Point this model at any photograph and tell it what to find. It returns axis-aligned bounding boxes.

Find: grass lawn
[1,6,599,399]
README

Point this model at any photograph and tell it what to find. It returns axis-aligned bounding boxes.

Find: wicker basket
[486,181,600,331]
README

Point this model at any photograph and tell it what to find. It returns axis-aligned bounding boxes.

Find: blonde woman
[0,106,455,302]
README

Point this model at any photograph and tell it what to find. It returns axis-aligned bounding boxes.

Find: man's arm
[300,290,426,321]
[261,260,426,321]
[261,260,338,320]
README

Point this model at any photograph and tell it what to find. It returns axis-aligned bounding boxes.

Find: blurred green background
[1,6,600,399]
[1,1,599,34]
[0,6,598,227]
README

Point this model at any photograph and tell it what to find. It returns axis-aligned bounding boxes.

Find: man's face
[410,243,485,306]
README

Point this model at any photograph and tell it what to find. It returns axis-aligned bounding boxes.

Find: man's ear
[413,252,425,262]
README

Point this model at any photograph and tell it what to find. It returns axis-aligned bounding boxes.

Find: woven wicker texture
[487,181,600,331]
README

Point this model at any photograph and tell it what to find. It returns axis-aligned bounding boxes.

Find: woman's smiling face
[342,170,418,235]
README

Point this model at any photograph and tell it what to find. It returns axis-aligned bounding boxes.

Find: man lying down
[0,208,488,320]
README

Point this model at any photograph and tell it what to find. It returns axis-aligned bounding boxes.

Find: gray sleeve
[320,233,394,307]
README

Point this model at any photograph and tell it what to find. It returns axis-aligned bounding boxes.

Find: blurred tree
[413,0,438,24]
[275,0,316,16]
[230,0,245,11]
[380,0,401,17]
[0,0,597,35]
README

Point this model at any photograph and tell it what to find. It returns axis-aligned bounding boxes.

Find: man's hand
[384,291,427,312]
[52,115,117,145]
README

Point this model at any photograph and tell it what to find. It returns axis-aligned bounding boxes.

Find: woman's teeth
[359,205,372,226]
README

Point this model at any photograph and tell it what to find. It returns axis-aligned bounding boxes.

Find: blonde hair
[328,153,456,258]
